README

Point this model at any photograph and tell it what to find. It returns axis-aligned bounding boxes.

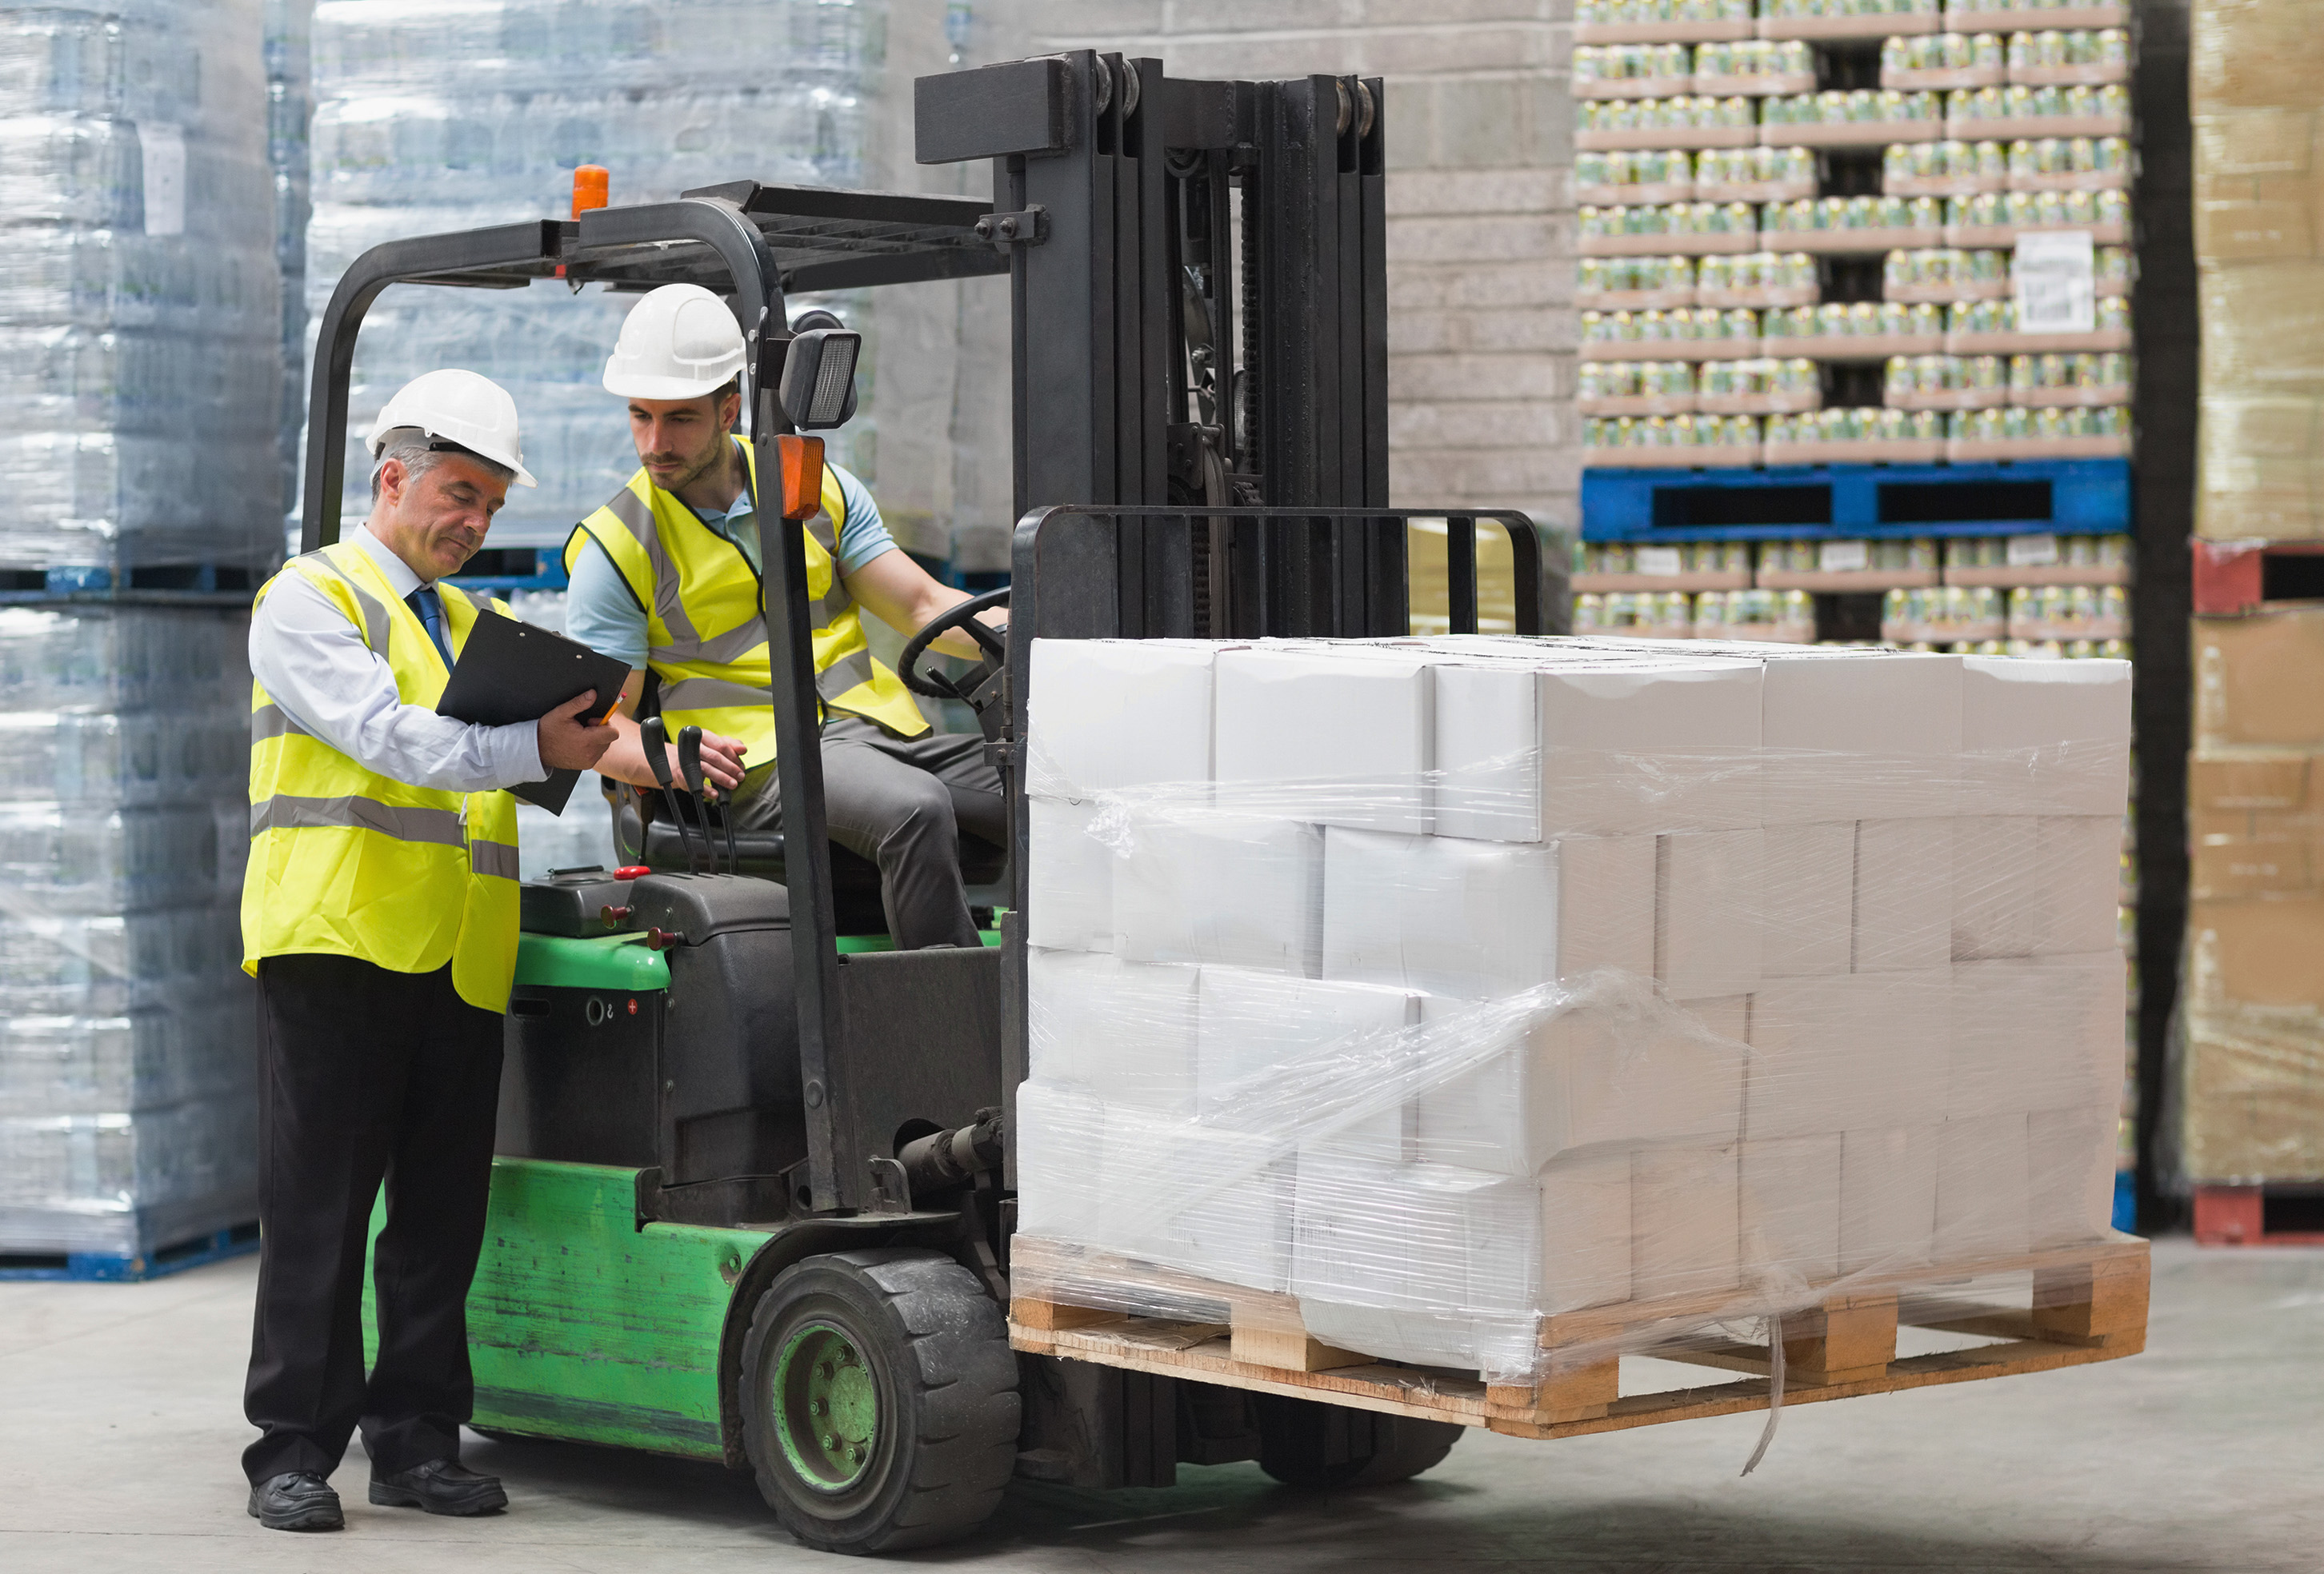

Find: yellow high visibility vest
[562,442,928,762]
[239,541,523,1013]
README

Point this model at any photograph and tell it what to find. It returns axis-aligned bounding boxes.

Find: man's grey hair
[369,427,517,500]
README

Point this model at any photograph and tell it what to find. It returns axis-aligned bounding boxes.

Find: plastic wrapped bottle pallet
[0,605,257,1260]
[0,1,283,581]
[1014,633,2134,1396]
[306,0,881,550]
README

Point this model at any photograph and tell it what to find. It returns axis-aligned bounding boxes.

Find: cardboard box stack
[1018,634,2130,1378]
[2183,606,2324,1180]
[2193,0,2324,539]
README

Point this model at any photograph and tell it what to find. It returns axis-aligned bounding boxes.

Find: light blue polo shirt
[564,446,897,668]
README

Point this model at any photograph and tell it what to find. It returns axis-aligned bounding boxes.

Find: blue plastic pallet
[0,1220,260,1283]
[2111,1169,2137,1235]
[1580,457,2130,543]
[448,546,570,595]
[0,563,265,605]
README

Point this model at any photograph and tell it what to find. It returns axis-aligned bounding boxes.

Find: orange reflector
[571,164,610,217]
[777,434,826,521]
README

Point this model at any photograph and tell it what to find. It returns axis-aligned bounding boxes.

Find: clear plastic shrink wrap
[307,0,880,546]
[1018,633,2131,1382]
[0,607,256,1256]
[0,0,282,577]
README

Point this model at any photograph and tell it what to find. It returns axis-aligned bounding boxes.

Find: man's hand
[670,729,747,798]
[538,690,616,773]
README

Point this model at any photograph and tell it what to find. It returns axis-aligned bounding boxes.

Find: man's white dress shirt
[248,525,546,793]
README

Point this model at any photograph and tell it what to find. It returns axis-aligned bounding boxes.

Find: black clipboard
[436,611,630,815]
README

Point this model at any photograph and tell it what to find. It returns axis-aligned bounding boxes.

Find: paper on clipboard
[436,611,631,814]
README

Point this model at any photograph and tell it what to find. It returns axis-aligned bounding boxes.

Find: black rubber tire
[1253,1393,1462,1489]
[738,1248,1019,1555]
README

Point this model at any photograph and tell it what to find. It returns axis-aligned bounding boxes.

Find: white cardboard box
[1014,1079,1106,1245]
[1434,657,1763,840]
[1099,1109,1292,1290]
[1632,1144,1742,1299]
[1740,1133,1844,1284]
[1948,953,2123,1121]
[1114,813,1322,976]
[1839,1125,1938,1274]
[1952,815,2041,961]
[1763,822,1856,978]
[1657,829,1765,999]
[2027,1104,2119,1251]
[1763,652,1962,823]
[1746,971,1949,1139]
[1195,967,1421,1123]
[2035,815,2122,957]
[1416,994,1745,1175]
[1214,645,1434,833]
[1291,1149,1631,1372]
[1321,827,1656,1000]
[1027,637,1219,797]
[1026,949,1200,1113]
[1961,655,2132,818]
[1934,1113,2032,1262]
[1026,797,1116,953]
[1854,817,1954,973]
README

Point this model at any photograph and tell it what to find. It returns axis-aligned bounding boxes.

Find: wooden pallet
[1009,1236,2148,1441]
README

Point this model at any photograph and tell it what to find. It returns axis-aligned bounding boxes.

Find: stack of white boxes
[1018,634,2129,1375]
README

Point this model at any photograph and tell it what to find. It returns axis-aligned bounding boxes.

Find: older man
[238,370,614,1531]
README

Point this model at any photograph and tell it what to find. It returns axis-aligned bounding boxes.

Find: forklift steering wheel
[897,586,1011,700]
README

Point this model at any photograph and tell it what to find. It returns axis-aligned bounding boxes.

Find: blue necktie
[407,586,454,667]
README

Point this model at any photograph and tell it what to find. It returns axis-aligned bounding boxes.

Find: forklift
[312,50,1545,1553]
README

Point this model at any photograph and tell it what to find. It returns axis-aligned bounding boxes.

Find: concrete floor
[0,1236,2316,1572]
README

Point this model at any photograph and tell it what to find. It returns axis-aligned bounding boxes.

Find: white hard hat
[602,282,747,400]
[366,368,538,488]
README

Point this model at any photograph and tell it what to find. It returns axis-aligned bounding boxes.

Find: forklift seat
[609,786,1008,937]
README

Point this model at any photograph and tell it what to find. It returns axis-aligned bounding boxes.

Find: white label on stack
[2006,532,2060,568]
[138,122,186,237]
[1636,546,1684,577]
[1818,539,1869,573]
[2014,230,2096,335]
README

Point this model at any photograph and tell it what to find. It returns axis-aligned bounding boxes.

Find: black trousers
[243,953,503,1484]
[729,714,1005,950]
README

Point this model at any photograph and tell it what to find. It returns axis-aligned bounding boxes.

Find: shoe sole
[369,1480,508,1516]
[247,1496,343,1532]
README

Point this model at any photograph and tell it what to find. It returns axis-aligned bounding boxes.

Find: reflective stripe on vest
[240,540,524,1013]
[563,442,928,762]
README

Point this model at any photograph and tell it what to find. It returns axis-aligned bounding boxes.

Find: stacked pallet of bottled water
[1015,634,2130,1378]
[0,0,282,581]
[0,607,258,1258]
[306,0,881,552]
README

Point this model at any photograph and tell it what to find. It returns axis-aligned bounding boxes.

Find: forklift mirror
[776,328,861,430]
[775,433,826,522]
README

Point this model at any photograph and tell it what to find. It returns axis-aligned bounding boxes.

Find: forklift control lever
[640,715,703,875]
[676,725,718,876]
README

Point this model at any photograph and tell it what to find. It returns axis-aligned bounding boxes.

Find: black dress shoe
[369,1457,508,1516]
[247,1471,343,1532]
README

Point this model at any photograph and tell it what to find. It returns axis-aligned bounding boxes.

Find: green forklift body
[366,1158,765,1461]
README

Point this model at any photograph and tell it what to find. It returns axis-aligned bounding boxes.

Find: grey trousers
[728,713,1004,949]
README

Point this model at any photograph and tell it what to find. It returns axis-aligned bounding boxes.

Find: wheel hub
[773,1322,879,1491]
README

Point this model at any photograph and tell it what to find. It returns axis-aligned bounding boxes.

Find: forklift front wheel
[738,1248,1019,1555]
